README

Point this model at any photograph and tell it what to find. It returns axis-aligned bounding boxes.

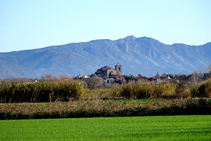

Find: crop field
[0,115,210,141]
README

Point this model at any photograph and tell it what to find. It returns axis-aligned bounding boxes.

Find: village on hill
[1,63,210,89]
[74,63,211,88]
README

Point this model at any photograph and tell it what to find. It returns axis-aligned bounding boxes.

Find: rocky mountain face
[0,36,211,79]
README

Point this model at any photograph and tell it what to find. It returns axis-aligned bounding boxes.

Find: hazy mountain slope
[0,36,211,79]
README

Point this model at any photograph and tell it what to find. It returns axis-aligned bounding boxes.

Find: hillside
[0,36,211,79]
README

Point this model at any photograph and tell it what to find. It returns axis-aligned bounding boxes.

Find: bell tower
[115,63,122,76]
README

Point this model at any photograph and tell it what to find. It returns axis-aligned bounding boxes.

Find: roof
[101,66,112,71]
[116,63,121,65]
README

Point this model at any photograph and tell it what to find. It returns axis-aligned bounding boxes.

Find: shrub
[69,81,85,100]
[159,84,176,99]
[0,81,86,103]
[134,83,152,99]
[119,82,176,99]
[190,84,199,97]
[180,89,191,98]
[120,83,134,99]
[198,81,211,97]
[191,80,211,98]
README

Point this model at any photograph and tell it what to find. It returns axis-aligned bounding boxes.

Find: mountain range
[0,36,211,79]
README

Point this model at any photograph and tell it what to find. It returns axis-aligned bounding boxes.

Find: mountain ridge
[0,36,211,79]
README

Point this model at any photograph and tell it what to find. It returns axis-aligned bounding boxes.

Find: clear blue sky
[1,0,211,52]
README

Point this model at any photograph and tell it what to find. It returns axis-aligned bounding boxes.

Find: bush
[190,80,211,98]
[119,82,176,99]
[134,83,152,99]
[69,81,85,100]
[190,84,199,97]
[198,81,211,97]
[120,82,154,99]
[120,84,134,99]
[180,89,191,98]
[0,81,86,103]
[158,84,176,99]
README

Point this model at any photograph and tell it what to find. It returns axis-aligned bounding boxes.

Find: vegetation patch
[0,115,210,140]
[0,98,211,119]
[191,80,211,98]
[0,81,85,103]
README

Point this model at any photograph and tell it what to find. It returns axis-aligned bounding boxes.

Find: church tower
[115,63,122,76]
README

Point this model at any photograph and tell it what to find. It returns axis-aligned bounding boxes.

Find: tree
[40,73,56,83]
[83,77,104,89]
[190,70,201,86]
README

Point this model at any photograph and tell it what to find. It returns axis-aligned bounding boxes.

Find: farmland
[0,75,211,140]
[0,115,210,140]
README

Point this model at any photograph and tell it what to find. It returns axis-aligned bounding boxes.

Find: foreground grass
[0,115,211,141]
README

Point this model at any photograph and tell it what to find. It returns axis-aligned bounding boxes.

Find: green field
[0,115,211,141]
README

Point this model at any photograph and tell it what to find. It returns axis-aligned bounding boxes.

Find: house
[111,75,125,84]
[83,75,90,79]
[128,74,137,77]
[95,63,122,77]
[104,78,115,83]
[151,77,162,84]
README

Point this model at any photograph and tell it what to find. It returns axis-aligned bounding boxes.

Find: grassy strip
[0,99,174,114]
[0,115,211,140]
[1,98,211,120]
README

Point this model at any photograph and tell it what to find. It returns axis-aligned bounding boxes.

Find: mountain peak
[125,35,135,38]
[0,36,211,79]
[123,35,136,42]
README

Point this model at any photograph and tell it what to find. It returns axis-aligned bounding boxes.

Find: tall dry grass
[119,81,177,99]
[4,78,211,103]
[0,81,85,103]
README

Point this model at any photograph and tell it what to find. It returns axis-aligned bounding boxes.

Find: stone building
[95,63,122,77]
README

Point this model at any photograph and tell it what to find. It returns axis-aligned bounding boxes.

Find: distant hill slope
[0,36,211,79]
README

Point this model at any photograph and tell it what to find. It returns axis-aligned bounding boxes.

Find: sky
[0,0,211,52]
